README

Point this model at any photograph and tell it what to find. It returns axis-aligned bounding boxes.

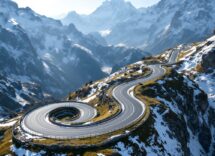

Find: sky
[12,0,160,18]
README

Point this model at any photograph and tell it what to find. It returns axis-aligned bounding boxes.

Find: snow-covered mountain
[113,0,215,53]
[0,0,103,96]
[140,0,215,53]
[63,0,215,54]
[0,0,147,97]
[62,0,138,34]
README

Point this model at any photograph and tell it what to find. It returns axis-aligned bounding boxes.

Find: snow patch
[115,43,127,48]
[153,107,183,155]
[195,72,215,109]
[11,145,46,156]
[115,142,133,156]
[8,18,18,25]
[99,29,111,37]
[101,66,112,74]
[81,94,97,103]
[42,62,51,74]
[15,93,29,106]
[73,44,93,55]
[0,120,17,127]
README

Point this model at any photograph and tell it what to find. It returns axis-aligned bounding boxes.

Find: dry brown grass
[133,67,173,108]
[33,128,121,146]
[177,48,198,62]
[91,101,120,122]
[0,128,13,155]
[68,92,77,100]
[195,63,204,73]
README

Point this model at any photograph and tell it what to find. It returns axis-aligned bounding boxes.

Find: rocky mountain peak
[102,0,131,6]
[93,0,137,15]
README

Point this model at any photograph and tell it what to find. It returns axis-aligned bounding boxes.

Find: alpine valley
[0,0,214,155]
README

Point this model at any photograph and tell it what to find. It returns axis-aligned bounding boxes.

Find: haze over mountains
[62,0,138,34]
[63,0,215,53]
[0,0,147,98]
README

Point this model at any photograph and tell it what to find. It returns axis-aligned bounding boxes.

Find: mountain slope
[0,0,147,96]
[0,0,105,96]
[118,35,215,156]
[108,0,215,53]
[0,16,68,95]
[0,74,51,122]
[68,35,215,155]
[63,0,215,55]
[62,35,213,155]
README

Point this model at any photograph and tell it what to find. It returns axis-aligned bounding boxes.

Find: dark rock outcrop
[202,48,215,70]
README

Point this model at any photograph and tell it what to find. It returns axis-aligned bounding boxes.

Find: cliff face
[113,36,215,156]
[113,69,214,156]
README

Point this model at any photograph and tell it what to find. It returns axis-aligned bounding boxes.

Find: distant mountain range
[63,0,215,53]
[0,0,147,99]
[62,0,138,34]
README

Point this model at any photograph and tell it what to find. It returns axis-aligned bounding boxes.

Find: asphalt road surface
[21,50,179,139]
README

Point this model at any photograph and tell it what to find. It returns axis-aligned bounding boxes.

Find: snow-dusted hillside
[115,35,215,156]
[117,71,213,155]
[74,35,215,156]
[0,74,51,122]
[112,35,215,156]
[66,35,214,156]
[177,35,215,110]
